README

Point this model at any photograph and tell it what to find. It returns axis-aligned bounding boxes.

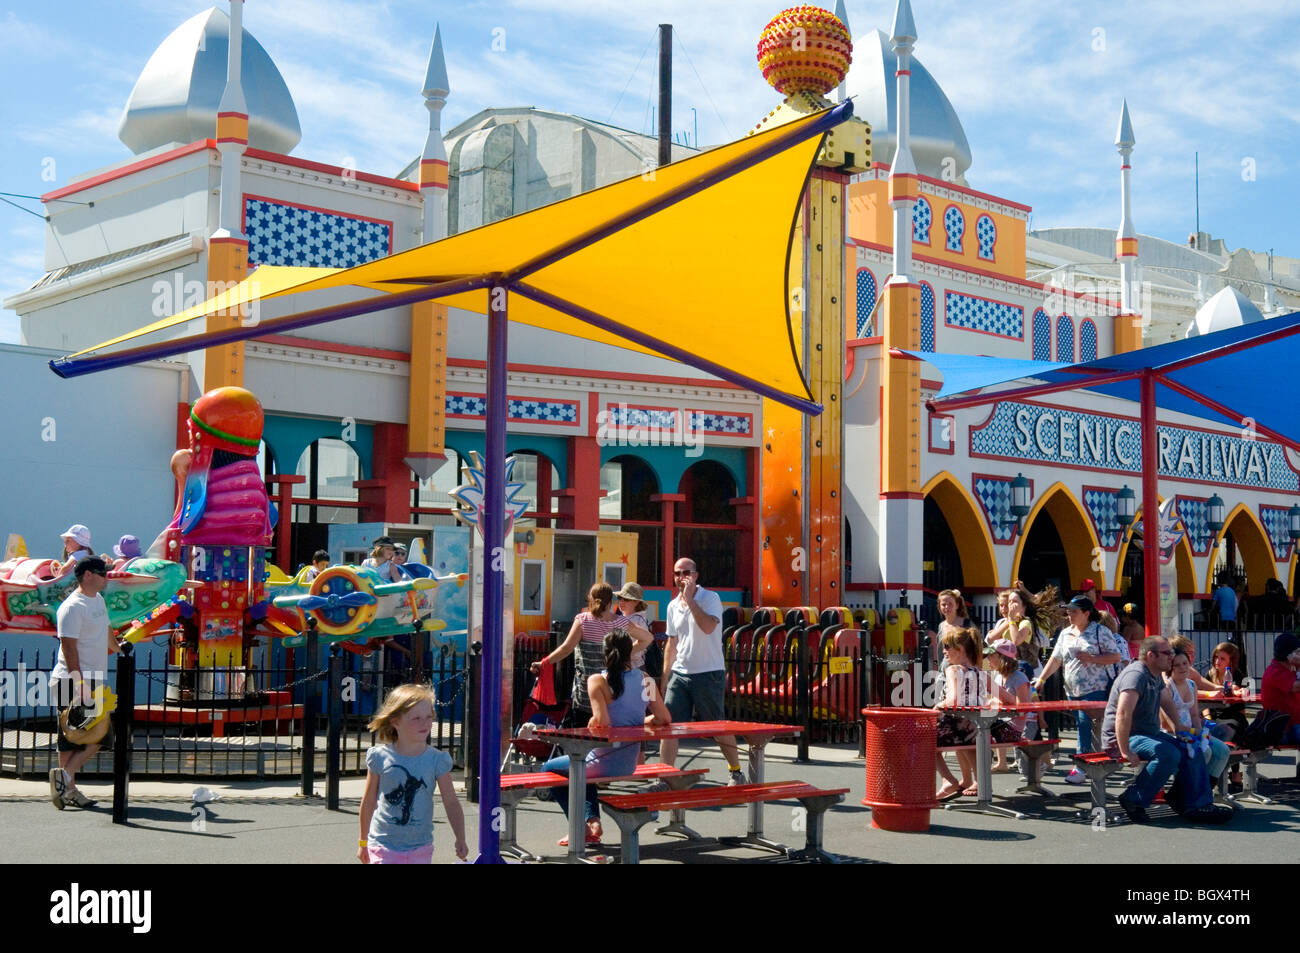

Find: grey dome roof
[1186,286,1265,338]
[118,7,301,156]
[846,29,971,183]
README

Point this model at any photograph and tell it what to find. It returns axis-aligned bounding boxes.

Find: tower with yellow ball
[752,6,870,609]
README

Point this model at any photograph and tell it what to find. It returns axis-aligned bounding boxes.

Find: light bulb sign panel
[969,401,1298,493]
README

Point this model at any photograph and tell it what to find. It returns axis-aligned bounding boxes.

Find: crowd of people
[928,577,1300,824]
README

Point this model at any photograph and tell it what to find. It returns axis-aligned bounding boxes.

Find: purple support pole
[475,283,507,863]
[1140,370,1160,636]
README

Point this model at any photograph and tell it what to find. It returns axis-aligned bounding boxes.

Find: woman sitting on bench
[541,631,671,847]
[935,628,1013,801]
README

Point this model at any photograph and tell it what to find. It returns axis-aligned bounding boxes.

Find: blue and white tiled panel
[1176,497,1214,555]
[1032,309,1052,361]
[919,282,935,352]
[1083,488,1121,549]
[976,214,996,260]
[1259,505,1295,561]
[974,475,1020,543]
[446,393,580,425]
[245,197,391,269]
[943,205,964,252]
[971,401,1300,492]
[855,268,877,338]
[912,197,932,244]
[1056,314,1074,362]
[1079,319,1098,363]
[604,403,752,438]
[944,291,1024,340]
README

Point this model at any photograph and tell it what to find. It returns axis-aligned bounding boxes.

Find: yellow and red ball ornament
[757,6,852,98]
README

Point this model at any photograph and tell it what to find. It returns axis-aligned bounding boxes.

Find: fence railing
[1,634,471,781]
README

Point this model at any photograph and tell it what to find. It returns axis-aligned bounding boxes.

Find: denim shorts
[664,670,726,723]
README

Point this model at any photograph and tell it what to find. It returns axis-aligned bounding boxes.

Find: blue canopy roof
[906,310,1300,449]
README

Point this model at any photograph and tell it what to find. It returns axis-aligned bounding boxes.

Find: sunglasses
[673,569,696,576]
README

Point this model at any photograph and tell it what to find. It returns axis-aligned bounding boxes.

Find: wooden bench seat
[499,763,707,861]
[600,781,849,864]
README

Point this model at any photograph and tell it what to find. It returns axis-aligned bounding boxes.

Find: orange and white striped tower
[1113,99,1142,354]
[878,0,924,594]
[406,25,451,480]
[205,0,249,391]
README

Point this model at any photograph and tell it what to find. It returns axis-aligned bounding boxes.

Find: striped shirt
[571,611,630,711]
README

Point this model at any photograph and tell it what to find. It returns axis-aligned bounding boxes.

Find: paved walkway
[5,741,1299,864]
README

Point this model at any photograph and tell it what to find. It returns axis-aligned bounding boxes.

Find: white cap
[61,524,91,548]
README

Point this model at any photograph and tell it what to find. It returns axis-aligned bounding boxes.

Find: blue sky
[2,0,1298,342]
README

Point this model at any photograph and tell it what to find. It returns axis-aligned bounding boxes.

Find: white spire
[423,23,450,101]
[1115,98,1138,316]
[891,0,917,44]
[420,24,450,243]
[835,0,851,103]
[1115,98,1135,151]
[887,0,917,285]
[213,0,247,241]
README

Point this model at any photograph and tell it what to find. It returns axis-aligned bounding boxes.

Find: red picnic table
[533,720,801,862]
[938,699,1109,819]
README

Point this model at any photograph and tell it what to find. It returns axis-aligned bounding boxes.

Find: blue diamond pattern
[974,476,1017,543]
[1260,506,1294,561]
[920,282,935,351]
[976,214,996,260]
[855,268,877,338]
[945,291,1024,339]
[1080,319,1098,362]
[912,198,932,244]
[1177,497,1213,555]
[944,206,964,252]
[1084,489,1121,549]
[1056,315,1075,362]
[1033,309,1051,361]
[245,198,390,268]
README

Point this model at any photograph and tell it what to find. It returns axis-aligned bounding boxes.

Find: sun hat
[113,534,142,559]
[61,524,91,549]
[614,581,648,611]
[990,638,1018,660]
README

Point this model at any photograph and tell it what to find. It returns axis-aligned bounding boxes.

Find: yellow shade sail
[56,104,851,411]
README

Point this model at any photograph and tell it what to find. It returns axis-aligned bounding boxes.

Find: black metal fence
[0,634,471,781]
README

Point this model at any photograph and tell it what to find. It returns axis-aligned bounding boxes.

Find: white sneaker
[727,771,747,787]
[63,788,96,809]
[49,768,68,810]
[1064,768,1088,785]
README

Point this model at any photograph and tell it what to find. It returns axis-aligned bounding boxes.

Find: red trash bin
[861,706,939,831]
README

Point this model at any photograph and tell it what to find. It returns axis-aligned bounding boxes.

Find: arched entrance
[1205,504,1277,595]
[921,472,998,590]
[1012,483,1102,594]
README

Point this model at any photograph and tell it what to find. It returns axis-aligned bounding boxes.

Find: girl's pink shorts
[367,842,434,864]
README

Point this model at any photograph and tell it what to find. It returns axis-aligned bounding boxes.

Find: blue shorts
[664,670,726,723]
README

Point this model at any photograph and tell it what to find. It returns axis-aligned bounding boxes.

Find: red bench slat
[500,763,708,791]
[602,781,848,813]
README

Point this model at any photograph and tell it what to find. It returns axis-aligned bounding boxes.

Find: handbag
[1241,708,1291,750]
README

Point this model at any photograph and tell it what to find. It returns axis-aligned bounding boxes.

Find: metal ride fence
[0,632,471,782]
[723,622,930,752]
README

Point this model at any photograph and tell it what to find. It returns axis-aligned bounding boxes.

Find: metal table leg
[717,738,789,853]
[946,713,1025,820]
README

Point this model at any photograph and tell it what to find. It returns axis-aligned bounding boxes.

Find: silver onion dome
[847,29,972,184]
[118,6,301,156]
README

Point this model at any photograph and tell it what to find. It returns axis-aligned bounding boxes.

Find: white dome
[846,29,972,183]
[1185,286,1264,338]
[118,7,301,156]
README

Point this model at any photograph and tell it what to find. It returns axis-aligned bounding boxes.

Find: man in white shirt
[658,557,744,785]
[48,556,120,809]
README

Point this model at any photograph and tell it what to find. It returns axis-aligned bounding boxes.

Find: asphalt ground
[4,740,1298,865]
